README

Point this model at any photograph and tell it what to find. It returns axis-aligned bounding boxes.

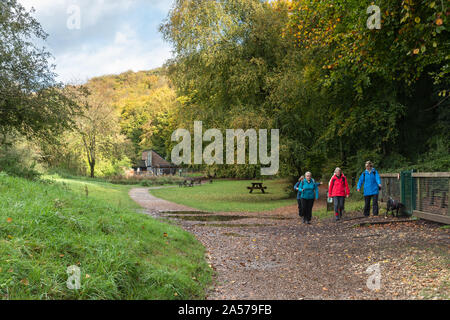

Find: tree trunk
[89,160,95,178]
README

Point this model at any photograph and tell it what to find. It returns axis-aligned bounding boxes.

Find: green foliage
[0,0,79,138]
[160,0,449,180]
[0,134,41,180]
[0,175,212,299]
[86,69,177,162]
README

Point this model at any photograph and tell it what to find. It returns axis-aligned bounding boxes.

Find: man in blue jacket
[357,161,382,217]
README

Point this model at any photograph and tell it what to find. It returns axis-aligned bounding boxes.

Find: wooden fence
[380,172,449,224]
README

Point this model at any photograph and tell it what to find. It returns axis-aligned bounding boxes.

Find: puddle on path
[222,232,248,237]
[195,223,272,228]
[166,214,294,222]
[161,211,213,215]
[168,215,249,222]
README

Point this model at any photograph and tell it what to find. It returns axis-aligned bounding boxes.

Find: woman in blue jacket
[357,161,382,217]
[294,176,305,217]
[299,172,319,224]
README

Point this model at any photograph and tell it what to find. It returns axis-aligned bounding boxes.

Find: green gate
[400,170,416,216]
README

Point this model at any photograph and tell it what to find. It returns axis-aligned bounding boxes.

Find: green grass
[313,200,366,219]
[0,172,212,299]
[150,179,295,212]
[42,175,141,210]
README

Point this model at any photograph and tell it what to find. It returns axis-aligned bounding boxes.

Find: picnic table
[247,182,267,194]
[178,177,213,188]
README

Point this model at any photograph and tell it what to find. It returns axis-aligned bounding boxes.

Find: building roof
[141,150,176,168]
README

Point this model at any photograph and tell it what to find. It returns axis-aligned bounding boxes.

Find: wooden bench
[179,177,213,187]
[247,182,267,194]
[179,179,194,187]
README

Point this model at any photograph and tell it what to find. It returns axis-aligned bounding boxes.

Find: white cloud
[55,34,172,83]
[18,0,174,83]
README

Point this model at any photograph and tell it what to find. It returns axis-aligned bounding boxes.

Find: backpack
[361,169,380,188]
[330,174,346,187]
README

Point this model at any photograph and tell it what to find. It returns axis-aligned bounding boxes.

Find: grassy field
[313,200,365,219]
[150,179,295,212]
[0,173,212,299]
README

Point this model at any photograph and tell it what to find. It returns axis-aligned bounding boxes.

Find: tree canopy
[160,0,449,178]
[0,0,77,139]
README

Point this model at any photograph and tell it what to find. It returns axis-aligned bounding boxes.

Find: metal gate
[400,170,416,216]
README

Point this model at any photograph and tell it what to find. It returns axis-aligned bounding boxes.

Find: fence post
[417,177,421,212]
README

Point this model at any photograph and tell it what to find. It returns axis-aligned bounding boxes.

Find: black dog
[386,197,404,217]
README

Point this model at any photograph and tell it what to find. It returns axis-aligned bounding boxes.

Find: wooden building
[134,150,178,175]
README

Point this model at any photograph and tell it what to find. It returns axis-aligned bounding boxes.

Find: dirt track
[130,187,450,300]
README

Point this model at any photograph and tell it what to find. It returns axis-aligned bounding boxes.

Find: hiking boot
[306,221,311,225]
[335,216,340,222]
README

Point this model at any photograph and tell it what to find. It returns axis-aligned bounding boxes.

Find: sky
[19,0,175,83]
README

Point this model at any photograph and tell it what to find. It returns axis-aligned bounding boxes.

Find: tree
[66,87,131,178]
[0,0,78,139]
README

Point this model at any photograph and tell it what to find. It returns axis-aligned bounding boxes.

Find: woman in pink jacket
[328,168,350,221]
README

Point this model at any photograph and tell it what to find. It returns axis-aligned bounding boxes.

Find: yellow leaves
[413,48,420,55]
[7,235,13,239]
[414,17,420,24]
[85,274,91,279]
[435,18,443,26]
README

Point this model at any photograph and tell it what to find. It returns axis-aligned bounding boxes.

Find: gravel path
[130,187,450,300]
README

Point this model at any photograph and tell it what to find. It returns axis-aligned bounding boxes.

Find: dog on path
[386,197,404,217]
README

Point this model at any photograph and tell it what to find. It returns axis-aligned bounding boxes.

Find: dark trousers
[333,196,345,217]
[301,198,314,222]
[297,199,303,217]
[364,194,379,216]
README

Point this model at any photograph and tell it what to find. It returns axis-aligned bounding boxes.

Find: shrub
[0,146,41,180]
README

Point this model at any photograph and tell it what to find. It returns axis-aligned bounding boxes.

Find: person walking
[357,161,382,217]
[299,172,319,224]
[328,168,350,221]
[294,176,305,218]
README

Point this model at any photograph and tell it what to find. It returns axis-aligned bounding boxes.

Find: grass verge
[0,172,212,299]
[150,179,295,212]
[313,200,365,219]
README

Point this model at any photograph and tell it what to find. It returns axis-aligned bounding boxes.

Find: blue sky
[19,0,175,83]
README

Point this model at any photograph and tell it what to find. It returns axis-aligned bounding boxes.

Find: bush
[0,146,41,180]
[106,174,185,186]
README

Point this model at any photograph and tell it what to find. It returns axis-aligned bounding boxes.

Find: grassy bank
[150,179,295,212]
[313,200,366,219]
[0,173,212,299]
